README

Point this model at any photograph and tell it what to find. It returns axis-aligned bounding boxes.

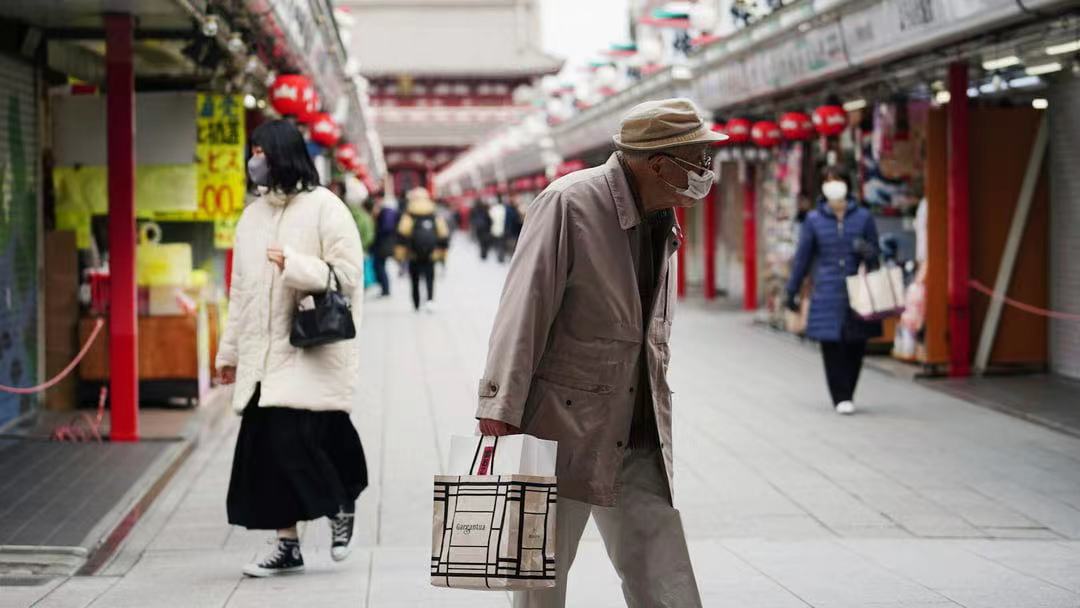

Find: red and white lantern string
[812,105,847,137]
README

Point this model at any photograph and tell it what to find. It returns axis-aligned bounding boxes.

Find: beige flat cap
[613,98,727,151]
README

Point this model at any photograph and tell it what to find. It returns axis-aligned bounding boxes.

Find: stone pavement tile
[689,541,812,607]
[838,539,1080,606]
[682,512,834,540]
[978,527,1062,540]
[0,578,61,608]
[225,550,370,607]
[917,488,1045,531]
[953,540,1080,595]
[86,550,251,608]
[147,522,232,552]
[367,547,510,607]
[968,481,1080,539]
[29,576,118,608]
[724,539,949,605]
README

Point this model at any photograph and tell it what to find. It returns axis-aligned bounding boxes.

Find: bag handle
[325,263,342,294]
[469,436,498,476]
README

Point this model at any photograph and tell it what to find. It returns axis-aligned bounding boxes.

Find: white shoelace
[331,511,354,544]
[260,539,294,567]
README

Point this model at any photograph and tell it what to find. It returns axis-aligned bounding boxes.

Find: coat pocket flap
[535,369,614,395]
[478,379,499,398]
[592,322,643,343]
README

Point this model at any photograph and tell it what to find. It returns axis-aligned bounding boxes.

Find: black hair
[250,119,319,195]
[822,165,849,185]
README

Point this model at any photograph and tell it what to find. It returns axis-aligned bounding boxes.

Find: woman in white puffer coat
[216,120,367,578]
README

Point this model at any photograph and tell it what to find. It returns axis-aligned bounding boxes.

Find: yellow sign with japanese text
[196,94,246,221]
[153,94,247,247]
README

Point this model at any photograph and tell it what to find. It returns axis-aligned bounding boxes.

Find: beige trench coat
[476,153,681,507]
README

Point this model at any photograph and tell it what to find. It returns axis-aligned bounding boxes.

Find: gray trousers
[513,449,702,608]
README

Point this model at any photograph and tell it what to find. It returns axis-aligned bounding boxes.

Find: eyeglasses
[657,152,713,172]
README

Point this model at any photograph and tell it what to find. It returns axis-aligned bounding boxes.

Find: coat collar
[818,196,858,218]
[604,153,644,231]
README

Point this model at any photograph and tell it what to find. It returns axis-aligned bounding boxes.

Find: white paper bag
[847,264,906,320]
[431,435,558,591]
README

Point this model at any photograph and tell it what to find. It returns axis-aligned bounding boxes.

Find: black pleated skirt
[227,386,368,530]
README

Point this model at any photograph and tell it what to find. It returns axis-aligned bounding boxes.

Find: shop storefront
[0,48,42,428]
[0,0,382,437]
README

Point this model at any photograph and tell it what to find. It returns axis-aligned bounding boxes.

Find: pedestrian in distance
[476,98,724,608]
[505,195,524,258]
[470,199,493,260]
[217,119,368,578]
[395,187,450,313]
[785,165,883,415]
[489,196,509,263]
[371,194,399,297]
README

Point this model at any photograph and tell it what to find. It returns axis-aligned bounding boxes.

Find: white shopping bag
[431,434,558,591]
[847,264,906,320]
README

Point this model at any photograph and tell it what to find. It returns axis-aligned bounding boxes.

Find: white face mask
[660,156,716,200]
[822,180,848,202]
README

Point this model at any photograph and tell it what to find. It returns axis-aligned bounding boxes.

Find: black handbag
[290,264,357,348]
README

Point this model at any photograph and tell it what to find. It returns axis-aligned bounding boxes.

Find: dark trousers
[409,259,435,310]
[820,341,866,405]
[478,234,492,260]
[372,254,391,296]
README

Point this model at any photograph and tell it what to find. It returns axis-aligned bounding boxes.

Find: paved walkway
[8,241,1080,608]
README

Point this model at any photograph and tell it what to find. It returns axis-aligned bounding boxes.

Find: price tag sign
[193,94,246,247]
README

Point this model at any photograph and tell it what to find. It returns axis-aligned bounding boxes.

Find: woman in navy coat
[785,166,882,415]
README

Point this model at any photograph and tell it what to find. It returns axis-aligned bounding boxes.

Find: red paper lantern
[269,74,313,117]
[751,121,781,147]
[779,112,813,141]
[812,105,847,137]
[309,113,340,147]
[297,89,320,124]
[724,118,751,144]
[335,143,359,169]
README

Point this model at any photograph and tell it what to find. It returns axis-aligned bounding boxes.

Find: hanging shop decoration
[751,120,781,147]
[812,105,847,137]
[298,89,320,124]
[724,118,752,143]
[779,112,814,140]
[310,113,341,147]
[270,74,313,117]
[335,143,359,170]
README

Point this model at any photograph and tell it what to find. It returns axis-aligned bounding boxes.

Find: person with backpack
[395,188,450,312]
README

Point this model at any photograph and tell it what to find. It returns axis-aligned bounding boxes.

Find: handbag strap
[325,263,342,293]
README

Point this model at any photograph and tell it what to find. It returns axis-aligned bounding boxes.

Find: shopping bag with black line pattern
[431,434,558,590]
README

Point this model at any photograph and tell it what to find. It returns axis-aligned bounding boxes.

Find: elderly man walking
[475,99,725,607]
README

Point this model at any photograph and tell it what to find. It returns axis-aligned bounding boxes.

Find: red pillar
[947,62,971,377]
[743,164,757,310]
[106,13,138,440]
[675,207,686,298]
[703,185,718,300]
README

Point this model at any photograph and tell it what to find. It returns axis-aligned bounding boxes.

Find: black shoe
[330,506,355,562]
[243,538,304,577]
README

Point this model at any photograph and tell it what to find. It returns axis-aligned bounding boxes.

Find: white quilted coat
[216,187,365,414]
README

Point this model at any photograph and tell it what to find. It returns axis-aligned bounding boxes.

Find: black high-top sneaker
[242,537,304,577]
[330,505,355,562]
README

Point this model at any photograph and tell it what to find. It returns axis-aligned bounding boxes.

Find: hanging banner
[195,94,246,223]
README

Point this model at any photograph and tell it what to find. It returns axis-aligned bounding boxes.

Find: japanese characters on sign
[194,94,246,247]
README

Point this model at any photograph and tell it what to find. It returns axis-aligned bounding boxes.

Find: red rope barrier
[0,318,106,394]
[969,280,1080,321]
